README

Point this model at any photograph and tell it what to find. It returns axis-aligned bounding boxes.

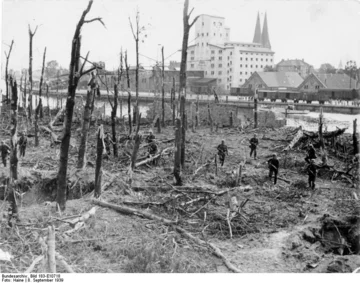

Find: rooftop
[257,71,304,88]
[313,73,358,90]
[198,14,225,19]
[277,59,312,67]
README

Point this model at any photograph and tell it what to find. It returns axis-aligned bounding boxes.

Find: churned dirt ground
[1,111,359,273]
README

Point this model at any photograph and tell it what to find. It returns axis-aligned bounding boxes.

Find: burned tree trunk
[57,0,104,211]
[4,40,14,104]
[94,125,104,198]
[125,51,132,135]
[172,77,176,125]
[46,84,51,118]
[195,95,199,128]
[180,95,186,167]
[23,74,27,110]
[353,119,358,155]
[131,113,142,170]
[34,47,46,147]
[319,107,324,150]
[174,118,182,185]
[161,46,165,127]
[8,78,19,225]
[208,104,213,132]
[111,83,119,157]
[28,25,38,121]
[77,89,95,168]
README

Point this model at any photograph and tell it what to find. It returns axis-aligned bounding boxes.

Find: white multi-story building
[187,13,275,93]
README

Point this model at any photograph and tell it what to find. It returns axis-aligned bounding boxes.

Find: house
[242,71,304,91]
[276,59,314,78]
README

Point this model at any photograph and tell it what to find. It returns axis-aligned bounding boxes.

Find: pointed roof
[261,12,271,49]
[253,12,262,44]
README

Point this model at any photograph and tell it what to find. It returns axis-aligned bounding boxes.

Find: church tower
[261,12,271,49]
[252,12,262,44]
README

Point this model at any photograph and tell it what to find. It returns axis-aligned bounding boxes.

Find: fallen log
[40,126,61,143]
[303,127,347,139]
[92,199,241,273]
[49,106,65,129]
[283,126,303,151]
[134,147,173,168]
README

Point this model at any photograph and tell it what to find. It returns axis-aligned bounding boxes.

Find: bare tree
[161,46,165,127]
[35,47,46,147]
[4,40,14,104]
[124,51,132,135]
[94,125,104,198]
[129,8,147,126]
[57,0,105,211]
[28,25,38,121]
[8,77,19,225]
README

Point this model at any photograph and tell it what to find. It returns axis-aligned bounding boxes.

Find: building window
[197,33,199,37]
[191,57,194,60]
[202,43,204,46]
[240,79,242,82]
[266,59,268,62]
[191,64,194,68]
[240,72,242,75]
[240,57,243,61]
[315,85,320,89]
[202,33,204,36]
[218,71,222,75]
[256,65,258,68]
[230,68,232,72]
[261,58,263,61]
[261,65,263,68]
[219,64,222,67]
[245,65,248,68]
[218,79,222,83]
[245,72,248,75]
[220,34,222,37]
[211,71,215,75]
[211,64,215,68]
[207,33,209,36]
[211,56,215,60]
[191,50,194,55]
[228,56,230,60]
[230,52,232,55]
[240,64,243,67]
[202,22,204,26]
[226,33,228,37]
[271,59,273,62]
[256,58,258,61]
[206,43,208,46]
[219,56,222,60]
[251,58,253,61]
[219,50,222,54]
[211,50,215,54]
[246,58,248,61]
[304,85,308,89]
[227,63,229,67]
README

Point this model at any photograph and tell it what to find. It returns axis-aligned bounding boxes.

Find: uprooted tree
[4,40,14,104]
[57,0,105,211]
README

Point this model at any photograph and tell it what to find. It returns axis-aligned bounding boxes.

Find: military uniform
[249,137,259,159]
[305,146,316,163]
[104,135,112,156]
[0,143,10,167]
[268,157,279,185]
[146,133,157,156]
[217,143,228,166]
[18,134,27,157]
[307,163,317,189]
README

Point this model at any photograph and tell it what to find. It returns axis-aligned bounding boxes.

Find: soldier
[307,159,317,190]
[249,134,259,160]
[146,130,158,156]
[217,140,228,167]
[104,132,113,156]
[0,141,10,167]
[267,153,279,185]
[18,131,27,158]
[305,144,316,163]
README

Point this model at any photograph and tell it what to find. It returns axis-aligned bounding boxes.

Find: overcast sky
[1,0,360,75]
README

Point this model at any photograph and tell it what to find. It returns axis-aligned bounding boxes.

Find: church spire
[252,12,262,44]
[261,12,271,49]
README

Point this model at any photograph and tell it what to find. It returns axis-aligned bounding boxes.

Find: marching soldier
[217,140,228,167]
[268,153,279,185]
[249,134,259,160]
[146,130,158,156]
[18,131,27,158]
[307,159,317,190]
[305,144,316,163]
[104,132,113,156]
[0,141,10,167]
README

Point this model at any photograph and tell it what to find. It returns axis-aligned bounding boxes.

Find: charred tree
[172,77,176,125]
[4,40,14,104]
[353,119,358,155]
[94,125,104,198]
[8,78,19,225]
[46,84,51,118]
[130,113,142,170]
[23,74,27,110]
[125,51,132,135]
[180,95,186,167]
[161,46,165,127]
[57,0,104,211]
[28,25,38,121]
[174,118,183,185]
[34,47,46,147]
[179,0,199,95]
[319,107,324,150]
